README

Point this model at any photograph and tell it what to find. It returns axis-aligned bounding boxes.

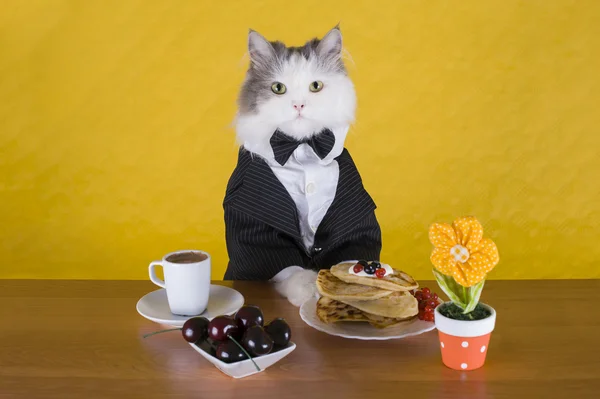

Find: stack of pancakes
[316,262,420,328]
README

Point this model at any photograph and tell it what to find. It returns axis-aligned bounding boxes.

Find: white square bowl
[189,341,296,379]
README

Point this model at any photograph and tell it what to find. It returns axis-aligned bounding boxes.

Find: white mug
[148,250,211,316]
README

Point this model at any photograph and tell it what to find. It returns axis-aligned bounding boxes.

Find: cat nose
[293,102,305,111]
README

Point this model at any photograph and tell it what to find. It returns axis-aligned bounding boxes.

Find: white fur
[273,267,319,307]
[236,54,356,155]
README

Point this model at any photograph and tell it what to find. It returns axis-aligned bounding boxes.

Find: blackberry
[364,265,376,275]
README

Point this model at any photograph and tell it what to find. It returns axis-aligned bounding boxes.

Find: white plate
[190,341,296,379]
[299,296,437,340]
[136,285,244,327]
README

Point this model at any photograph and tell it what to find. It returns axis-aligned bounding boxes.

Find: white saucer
[136,285,245,327]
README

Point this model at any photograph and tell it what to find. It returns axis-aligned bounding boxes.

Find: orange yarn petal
[429,223,457,249]
[459,239,499,287]
[470,238,500,273]
[452,216,484,250]
[459,260,487,287]
[430,247,457,275]
[450,267,469,287]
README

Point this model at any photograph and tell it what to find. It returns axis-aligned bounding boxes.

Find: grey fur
[238,27,346,114]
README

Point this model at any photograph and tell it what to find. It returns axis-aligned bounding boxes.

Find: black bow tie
[270,129,336,166]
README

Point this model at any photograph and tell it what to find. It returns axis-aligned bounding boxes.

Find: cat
[222,25,382,307]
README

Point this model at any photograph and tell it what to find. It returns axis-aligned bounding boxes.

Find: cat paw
[273,267,318,307]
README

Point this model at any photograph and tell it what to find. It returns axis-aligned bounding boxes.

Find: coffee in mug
[148,250,211,316]
[165,251,208,264]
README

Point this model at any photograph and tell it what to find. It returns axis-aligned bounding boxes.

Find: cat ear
[248,29,275,66]
[316,25,343,60]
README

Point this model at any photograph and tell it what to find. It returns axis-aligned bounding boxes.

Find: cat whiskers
[341,48,356,69]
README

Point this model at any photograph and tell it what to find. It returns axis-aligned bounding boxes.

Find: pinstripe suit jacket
[222,147,382,280]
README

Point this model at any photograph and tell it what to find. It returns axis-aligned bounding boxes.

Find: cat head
[235,26,356,147]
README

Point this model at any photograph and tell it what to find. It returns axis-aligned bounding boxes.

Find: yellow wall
[1,0,599,280]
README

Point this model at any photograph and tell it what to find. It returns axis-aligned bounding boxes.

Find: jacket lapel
[316,149,377,246]
[224,149,302,242]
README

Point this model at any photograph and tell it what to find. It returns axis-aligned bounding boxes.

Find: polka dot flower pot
[434,303,496,371]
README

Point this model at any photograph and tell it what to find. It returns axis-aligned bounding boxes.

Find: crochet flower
[428,216,499,287]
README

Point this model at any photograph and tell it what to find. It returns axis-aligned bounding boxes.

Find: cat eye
[309,81,324,92]
[271,82,287,95]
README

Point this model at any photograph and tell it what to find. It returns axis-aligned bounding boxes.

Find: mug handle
[149,261,166,288]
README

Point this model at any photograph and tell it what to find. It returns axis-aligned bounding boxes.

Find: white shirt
[243,126,348,250]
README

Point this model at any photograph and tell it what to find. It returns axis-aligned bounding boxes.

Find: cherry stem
[142,328,181,339]
[228,336,261,372]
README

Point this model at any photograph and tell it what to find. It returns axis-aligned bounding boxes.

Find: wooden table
[1,279,599,399]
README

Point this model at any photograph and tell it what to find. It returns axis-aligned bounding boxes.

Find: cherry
[424,313,434,322]
[181,316,210,343]
[422,292,431,300]
[414,291,423,300]
[432,293,439,301]
[234,305,264,331]
[207,338,220,353]
[422,287,431,295]
[353,264,364,273]
[216,340,248,363]
[357,260,369,267]
[264,318,291,348]
[424,306,434,314]
[196,337,220,357]
[208,316,240,341]
[427,299,438,309]
[375,268,386,278]
[242,325,274,357]
[418,301,427,310]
